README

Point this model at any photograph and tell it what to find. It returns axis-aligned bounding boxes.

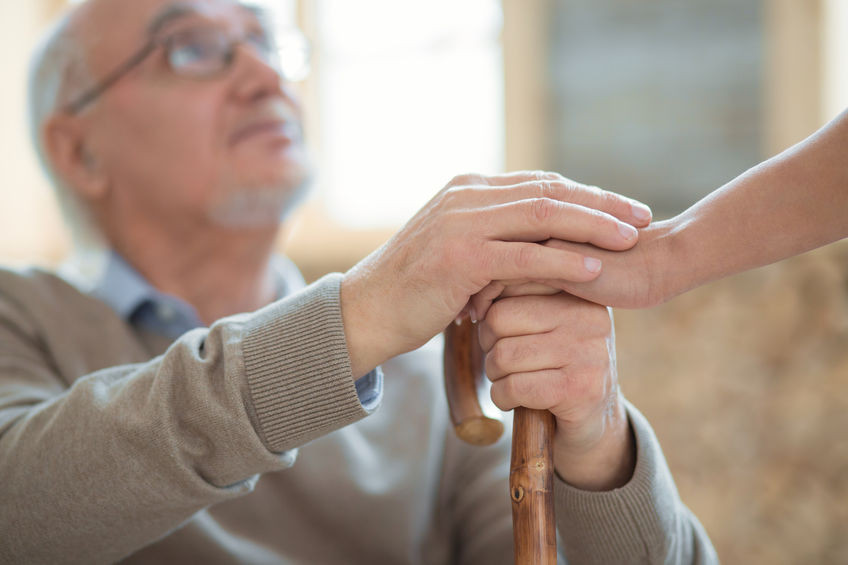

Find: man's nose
[230,44,286,103]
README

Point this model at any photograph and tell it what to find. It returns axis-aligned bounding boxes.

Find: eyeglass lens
[166,28,310,81]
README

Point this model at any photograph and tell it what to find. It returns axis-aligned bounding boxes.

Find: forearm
[661,108,848,300]
[0,275,371,563]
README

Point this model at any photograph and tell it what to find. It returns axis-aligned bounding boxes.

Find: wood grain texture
[510,407,557,565]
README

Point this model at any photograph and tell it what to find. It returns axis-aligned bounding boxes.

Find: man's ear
[43,114,109,201]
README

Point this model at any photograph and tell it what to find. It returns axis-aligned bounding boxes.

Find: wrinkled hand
[340,171,653,377]
[477,291,636,491]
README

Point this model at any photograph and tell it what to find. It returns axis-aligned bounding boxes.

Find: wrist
[340,266,395,379]
[553,397,636,491]
[641,217,693,305]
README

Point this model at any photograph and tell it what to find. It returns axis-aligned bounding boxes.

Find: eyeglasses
[65,26,311,115]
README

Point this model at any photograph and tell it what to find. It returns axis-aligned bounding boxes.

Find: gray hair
[27,10,103,251]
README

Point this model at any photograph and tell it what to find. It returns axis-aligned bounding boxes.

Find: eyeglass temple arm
[65,41,158,114]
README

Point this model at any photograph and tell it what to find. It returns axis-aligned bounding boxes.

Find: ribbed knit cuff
[554,400,682,564]
[241,273,372,453]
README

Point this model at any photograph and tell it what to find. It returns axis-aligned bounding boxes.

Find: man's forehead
[77,0,262,39]
[146,0,264,35]
[72,0,265,71]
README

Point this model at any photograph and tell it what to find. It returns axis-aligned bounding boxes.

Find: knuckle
[450,172,483,187]
[439,186,465,209]
[490,383,510,411]
[484,355,498,380]
[485,300,513,335]
[484,302,504,334]
[588,208,612,229]
[599,187,628,215]
[586,183,605,198]
[449,173,471,186]
[598,187,627,217]
[583,184,609,208]
[489,341,511,369]
[513,244,538,270]
[529,197,556,224]
[530,170,560,182]
[602,189,621,211]
[536,180,556,201]
[477,322,494,351]
[505,374,530,401]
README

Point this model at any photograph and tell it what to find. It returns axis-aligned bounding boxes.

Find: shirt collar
[88,252,202,337]
[86,251,306,337]
[90,252,160,320]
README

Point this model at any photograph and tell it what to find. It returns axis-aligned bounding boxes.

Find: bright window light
[824,0,848,121]
[312,0,505,228]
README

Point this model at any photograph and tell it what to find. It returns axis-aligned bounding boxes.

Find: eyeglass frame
[64,26,303,115]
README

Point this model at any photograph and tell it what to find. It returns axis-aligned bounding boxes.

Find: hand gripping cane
[444,318,557,564]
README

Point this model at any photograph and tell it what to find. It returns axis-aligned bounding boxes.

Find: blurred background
[1,0,847,562]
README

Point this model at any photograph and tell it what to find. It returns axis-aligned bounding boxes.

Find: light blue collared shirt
[88,252,382,410]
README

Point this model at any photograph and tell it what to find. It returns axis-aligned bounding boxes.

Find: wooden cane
[444,318,557,564]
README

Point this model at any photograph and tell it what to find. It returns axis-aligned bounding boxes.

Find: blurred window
[824,0,848,120]
[309,0,504,228]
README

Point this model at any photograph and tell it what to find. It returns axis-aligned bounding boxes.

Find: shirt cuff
[354,367,383,413]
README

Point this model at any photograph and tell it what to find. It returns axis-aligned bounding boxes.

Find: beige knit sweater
[0,266,717,564]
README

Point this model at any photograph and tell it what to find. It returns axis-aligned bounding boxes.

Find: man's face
[78,0,311,231]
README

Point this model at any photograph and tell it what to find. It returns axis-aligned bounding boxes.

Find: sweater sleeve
[0,273,375,564]
[553,400,719,564]
[443,399,716,565]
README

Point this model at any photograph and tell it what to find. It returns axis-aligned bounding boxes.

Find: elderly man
[0,0,716,563]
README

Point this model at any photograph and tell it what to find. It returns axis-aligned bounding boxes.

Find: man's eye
[170,46,203,70]
[168,33,227,74]
[174,41,215,61]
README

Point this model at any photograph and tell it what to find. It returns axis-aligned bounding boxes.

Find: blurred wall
[616,242,848,564]
[0,1,69,266]
[549,0,763,216]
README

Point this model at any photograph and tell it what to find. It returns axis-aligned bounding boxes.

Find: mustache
[229,102,304,145]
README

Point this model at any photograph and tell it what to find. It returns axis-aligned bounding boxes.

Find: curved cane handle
[443,318,504,445]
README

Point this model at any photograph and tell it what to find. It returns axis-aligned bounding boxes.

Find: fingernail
[584,257,602,273]
[469,306,478,324]
[631,202,652,222]
[618,222,638,240]
[454,316,463,326]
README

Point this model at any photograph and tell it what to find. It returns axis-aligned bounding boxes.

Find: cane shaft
[510,407,557,564]
[444,319,557,563]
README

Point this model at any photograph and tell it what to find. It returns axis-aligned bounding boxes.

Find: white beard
[207,176,312,228]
